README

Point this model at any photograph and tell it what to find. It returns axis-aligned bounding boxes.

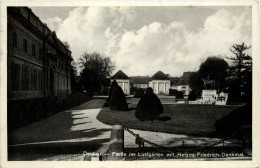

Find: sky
[31,6,252,77]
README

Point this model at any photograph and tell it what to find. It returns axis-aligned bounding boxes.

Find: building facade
[7,7,72,100]
[149,71,170,95]
[111,70,130,95]
[170,72,194,96]
[130,76,150,89]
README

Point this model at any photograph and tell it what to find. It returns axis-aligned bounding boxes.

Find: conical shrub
[109,80,128,111]
[135,87,163,121]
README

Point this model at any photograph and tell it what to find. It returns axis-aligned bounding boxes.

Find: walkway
[8,99,112,161]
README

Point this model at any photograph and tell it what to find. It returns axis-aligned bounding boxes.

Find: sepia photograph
[0,1,259,168]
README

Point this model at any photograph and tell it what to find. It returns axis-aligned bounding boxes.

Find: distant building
[170,72,194,96]
[7,7,72,100]
[130,76,150,89]
[111,70,130,95]
[149,71,170,95]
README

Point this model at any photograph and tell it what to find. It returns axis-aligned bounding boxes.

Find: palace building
[7,7,72,100]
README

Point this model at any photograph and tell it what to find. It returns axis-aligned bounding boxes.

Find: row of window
[11,62,69,92]
[12,31,43,59]
[57,76,67,90]
[11,63,44,91]
[58,60,66,71]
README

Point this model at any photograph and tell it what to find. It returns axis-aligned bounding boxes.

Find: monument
[189,76,228,105]
[201,78,217,104]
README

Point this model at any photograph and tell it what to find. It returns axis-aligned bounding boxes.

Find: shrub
[214,104,252,138]
[188,91,197,100]
[169,89,178,96]
[176,91,184,99]
[109,80,128,111]
[135,87,163,121]
[134,88,145,98]
[107,80,117,102]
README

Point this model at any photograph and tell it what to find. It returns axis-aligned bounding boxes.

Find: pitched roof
[170,77,180,85]
[177,79,189,85]
[111,70,129,79]
[130,76,150,84]
[182,72,195,80]
[151,71,170,80]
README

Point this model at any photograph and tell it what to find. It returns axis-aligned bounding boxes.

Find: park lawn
[96,102,240,137]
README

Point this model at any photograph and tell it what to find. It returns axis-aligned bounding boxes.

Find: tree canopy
[79,52,114,96]
[189,56,228,97]
[226,43,252,104]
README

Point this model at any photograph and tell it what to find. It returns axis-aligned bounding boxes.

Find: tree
[188,72,203,97]
[189,57,228,97]
[176,91,184,99]
[70,61,79,92]
[188,91,197,101]
[169,89,178,96]
[198,57,228,91]
[79,52,114,96]
[226,43,252,103]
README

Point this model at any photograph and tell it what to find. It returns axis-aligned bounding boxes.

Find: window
[32,44,35,57]
[23,38,27,52]
[11,63,20,91]
[39,49,43,59]
[13,32,17,48]
[31,67,34,90]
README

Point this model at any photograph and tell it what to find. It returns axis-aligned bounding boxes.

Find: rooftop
[111,70,129,79]
[151,71,170,80]
[130,76,150,84]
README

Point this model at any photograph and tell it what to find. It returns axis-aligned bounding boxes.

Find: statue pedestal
[202,90,217,103]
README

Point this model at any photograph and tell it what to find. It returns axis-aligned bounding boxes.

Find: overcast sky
[31,6,252,77]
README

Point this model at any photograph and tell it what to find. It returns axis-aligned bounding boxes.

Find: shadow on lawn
[157,116,171,121]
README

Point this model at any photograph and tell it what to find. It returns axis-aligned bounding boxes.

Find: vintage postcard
[0,1,259,168]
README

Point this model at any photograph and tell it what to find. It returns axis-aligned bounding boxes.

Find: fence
[102,124,251,161]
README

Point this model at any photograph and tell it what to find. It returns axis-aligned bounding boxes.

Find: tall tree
[78,52,114,96]
[226,43,252,103]
[70,61,82,92]
[188,72,203,97]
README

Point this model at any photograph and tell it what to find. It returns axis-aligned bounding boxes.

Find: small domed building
[111,70,130,95]
[149,71,170,95]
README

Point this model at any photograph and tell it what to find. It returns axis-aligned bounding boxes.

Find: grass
[97,99,240,137]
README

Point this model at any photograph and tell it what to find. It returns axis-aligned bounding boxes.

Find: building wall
[133,84,149,89]
[149,80,170,95]
[7,7,72,100]
[177,85,191,96]
[170,85,191,96]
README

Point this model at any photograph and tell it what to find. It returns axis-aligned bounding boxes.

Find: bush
[107,80,117,102]
[169,89,178,96]
[214,104,252,138]
[109,80,128,111]
[134,88,145,98]
[188,91,197,100]
[135,87,163,121]
[176,91,184,99]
